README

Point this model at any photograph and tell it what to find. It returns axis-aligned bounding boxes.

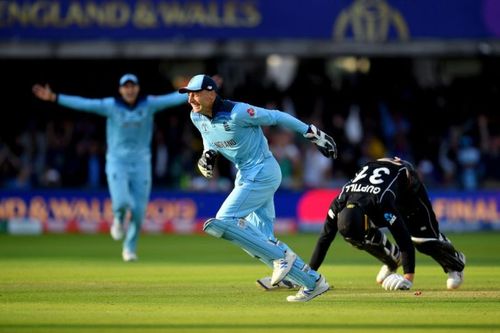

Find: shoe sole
[256,279,296,291]
[123,257,137,262]
[256,280,272,291]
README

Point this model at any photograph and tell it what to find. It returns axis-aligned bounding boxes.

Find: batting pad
[412,235,465,272]
[203,218,283,262]
[203,218,317,289]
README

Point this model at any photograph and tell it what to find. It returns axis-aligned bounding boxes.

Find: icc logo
[333,0,409,42]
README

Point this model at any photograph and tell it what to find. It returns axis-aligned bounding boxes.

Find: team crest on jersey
[238,218,247,228]
[201,123,209,132]
[247,108,255,117]
[223,121,231,131]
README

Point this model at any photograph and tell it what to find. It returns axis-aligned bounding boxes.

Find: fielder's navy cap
[179,74,217,93]
[119,73,139,86]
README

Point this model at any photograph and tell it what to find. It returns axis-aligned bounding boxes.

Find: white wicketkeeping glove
[197,150,217,178]
[304,125,338,159]
[382,273,413,291]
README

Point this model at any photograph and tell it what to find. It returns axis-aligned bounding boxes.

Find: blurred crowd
[1,57,499,192]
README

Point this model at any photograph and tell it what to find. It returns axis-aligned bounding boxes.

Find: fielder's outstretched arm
[148,92,188,113]
[32,83,109,116]
[233,104,337,159]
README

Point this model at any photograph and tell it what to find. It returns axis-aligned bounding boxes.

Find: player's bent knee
[203,218,225,238]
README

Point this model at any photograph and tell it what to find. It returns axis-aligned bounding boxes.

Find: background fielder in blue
[179,74,337,302]
[32,74,187,262]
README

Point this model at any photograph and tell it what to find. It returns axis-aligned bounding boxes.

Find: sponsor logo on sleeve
[384,213,397,225]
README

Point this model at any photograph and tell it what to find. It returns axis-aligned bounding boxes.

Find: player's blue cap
[179,74,217,93]
[119,73,139,86]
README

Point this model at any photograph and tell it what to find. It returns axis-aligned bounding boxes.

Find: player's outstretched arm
[33,84,109,116]
[149,92,188,113]
[32,84,57,102]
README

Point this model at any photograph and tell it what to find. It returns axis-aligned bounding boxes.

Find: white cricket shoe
[110,218,124,241]
[447,252,465,289]
[271,250,297,286]
[256,276,296,291]
[286,275,329,302]
[122,250,138,262]
[447,271,464,289]
[376,265,396,284]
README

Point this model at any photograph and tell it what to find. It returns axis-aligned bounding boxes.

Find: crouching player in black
[308,157,466,291]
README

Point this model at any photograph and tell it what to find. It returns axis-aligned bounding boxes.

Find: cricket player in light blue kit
[32,74,187,262]
[179,74,337,302]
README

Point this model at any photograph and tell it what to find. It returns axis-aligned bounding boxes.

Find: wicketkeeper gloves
[304,125,338,159]
[381,273,413,291]
[198,150,218,178]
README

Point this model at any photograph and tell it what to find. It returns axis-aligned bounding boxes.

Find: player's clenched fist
[198,150,218,178]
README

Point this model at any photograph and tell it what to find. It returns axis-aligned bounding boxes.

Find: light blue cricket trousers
[106,158,151,253]
[215,157,319,283]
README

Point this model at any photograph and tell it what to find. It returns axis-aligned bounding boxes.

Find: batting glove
[198,150,217,178]
[304,125,338,159]
[382,273,413,291]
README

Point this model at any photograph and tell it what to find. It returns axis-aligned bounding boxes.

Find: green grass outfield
[1,232,499,333]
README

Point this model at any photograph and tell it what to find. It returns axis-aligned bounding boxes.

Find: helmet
[337,203,369,247]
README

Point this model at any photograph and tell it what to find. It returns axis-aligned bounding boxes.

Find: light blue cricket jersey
[191,97,309,180]
[58,93,187,162]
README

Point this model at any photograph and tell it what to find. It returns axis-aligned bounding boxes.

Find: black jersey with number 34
[334,158,415,228]
[311,158,421,274]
